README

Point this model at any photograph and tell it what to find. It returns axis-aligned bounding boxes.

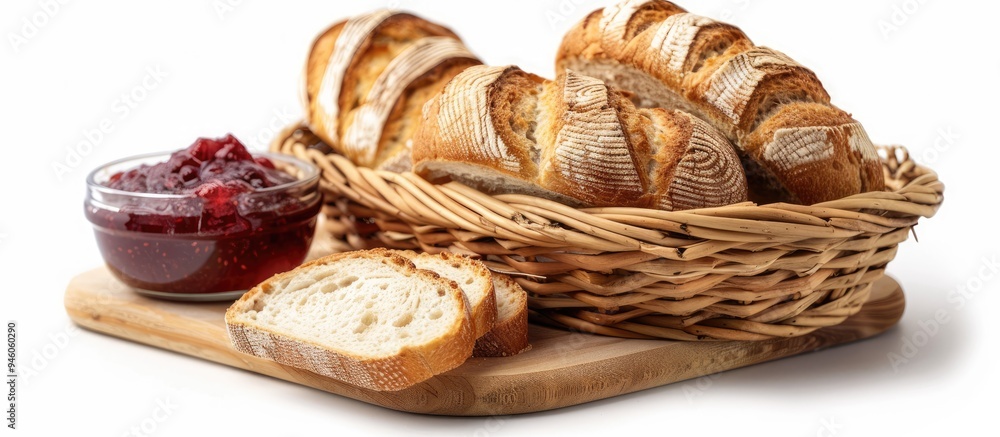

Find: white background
[1,0,995,435]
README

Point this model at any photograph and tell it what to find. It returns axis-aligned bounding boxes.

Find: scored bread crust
[303,10,481,170]
[225,250,475,392]
[556,0,884,205]
[389,249,498,339]
[536,69,652,207]
[412,65,748,210]
[473,273,530,358]
[415,65,543,180]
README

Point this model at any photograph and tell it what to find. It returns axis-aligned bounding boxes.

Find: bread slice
[474,273,530,357]
[391,250,497,338]
[225,250,475,391]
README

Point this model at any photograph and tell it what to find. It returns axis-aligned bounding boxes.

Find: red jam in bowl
[85,135,321,301]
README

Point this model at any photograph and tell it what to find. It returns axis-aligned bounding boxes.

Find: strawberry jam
[85,135,321,300]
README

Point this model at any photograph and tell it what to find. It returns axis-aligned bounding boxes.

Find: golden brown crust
[556,0,885,205]
[414,66,748,210]
[304,22,346,122]
[413,65,545,183]
[304,11,480,169]
[225,250,476,392]
[375,60,480,169]
[646,109,749,210]
[745,102,882,203]
[473,274,530,357]
[644,109,688,200]
[537,71,653,208]
[488,68,547,177]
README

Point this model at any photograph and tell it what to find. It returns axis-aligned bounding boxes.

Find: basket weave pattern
[272,123,944,341]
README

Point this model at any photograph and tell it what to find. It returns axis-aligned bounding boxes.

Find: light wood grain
[64,268,904,416]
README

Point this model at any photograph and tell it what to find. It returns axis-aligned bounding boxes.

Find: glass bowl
[84,151,321,301]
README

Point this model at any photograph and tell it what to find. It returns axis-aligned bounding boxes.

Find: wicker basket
[271,123,944,341]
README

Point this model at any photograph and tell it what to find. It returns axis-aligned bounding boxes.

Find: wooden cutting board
[64,268,904,416]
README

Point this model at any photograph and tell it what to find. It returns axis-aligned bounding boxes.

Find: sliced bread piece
[225,250,475,391]
[391,249,497,339]
[474,273,530,357]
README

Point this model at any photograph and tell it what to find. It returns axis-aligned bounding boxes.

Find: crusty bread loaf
[392,250,497,339]
[412,65,748,210]
[303,10,481,171]
[556,0,884,204]
[225,250,475,391]
[474,273,529,358]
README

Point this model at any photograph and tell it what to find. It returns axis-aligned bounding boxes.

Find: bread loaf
[556,0,884,204]
[303,10,481,171]
[225,250,475,391]
[412,65,748,210]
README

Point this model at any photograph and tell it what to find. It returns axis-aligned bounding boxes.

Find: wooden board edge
[64,271,905,416]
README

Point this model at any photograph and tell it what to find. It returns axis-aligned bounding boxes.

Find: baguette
[412,65,748,210]
[225,250,475,391]
[303,10,481,171]
[474,273,530,358]
[556,0,884,204]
